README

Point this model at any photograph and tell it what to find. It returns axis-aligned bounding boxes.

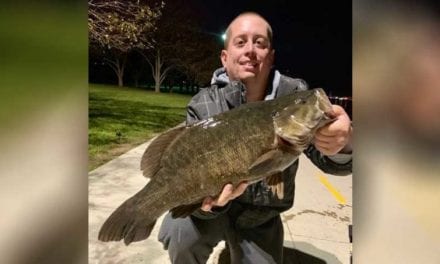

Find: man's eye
[256,39,267,48]
[235,40,245,46]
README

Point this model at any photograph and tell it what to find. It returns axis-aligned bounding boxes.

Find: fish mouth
[276,131,312,151]
[276,134,306,154]
[277,135,294,147]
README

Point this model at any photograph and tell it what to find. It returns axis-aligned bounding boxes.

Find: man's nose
[244,41,256,55]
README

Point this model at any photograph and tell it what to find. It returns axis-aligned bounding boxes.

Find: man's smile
[240,61,259,71]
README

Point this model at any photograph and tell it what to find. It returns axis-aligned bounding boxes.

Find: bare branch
[160,66,172,83]
[88,0,164,52]
[102,57,119,72]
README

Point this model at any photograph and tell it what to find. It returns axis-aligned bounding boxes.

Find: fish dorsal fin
[141,123,186,178]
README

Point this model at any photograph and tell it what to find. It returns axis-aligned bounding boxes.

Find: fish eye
[294,98,306,104]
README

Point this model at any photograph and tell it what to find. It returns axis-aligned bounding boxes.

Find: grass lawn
[89,84,193,171]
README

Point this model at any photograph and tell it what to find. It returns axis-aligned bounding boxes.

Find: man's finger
[314,139,332,149]
[230,182,248,199]
[318,122,342,136]
[331,104,346,114]
[315,144,331,153]
[201,197,213,212]
[314,133,335,143]
[215,183,234,206]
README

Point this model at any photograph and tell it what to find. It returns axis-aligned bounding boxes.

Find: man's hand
[314,104,352,155]
[200,182,248,212]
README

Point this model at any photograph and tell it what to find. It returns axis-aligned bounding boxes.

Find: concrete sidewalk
[89,140,352,264]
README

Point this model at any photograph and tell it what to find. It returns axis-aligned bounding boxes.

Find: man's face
[221,15,274,84]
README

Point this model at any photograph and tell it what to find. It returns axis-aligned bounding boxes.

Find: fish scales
[166,107,275,193]
[98,88,334,245]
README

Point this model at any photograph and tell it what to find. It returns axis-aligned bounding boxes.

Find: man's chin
[239,72,257,81]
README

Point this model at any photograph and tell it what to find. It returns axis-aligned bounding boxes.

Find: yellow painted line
[318,173,346,205]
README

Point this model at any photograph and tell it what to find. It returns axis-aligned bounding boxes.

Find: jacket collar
[211,67,282,106]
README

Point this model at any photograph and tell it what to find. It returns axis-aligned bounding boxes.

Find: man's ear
[220,49,227,67]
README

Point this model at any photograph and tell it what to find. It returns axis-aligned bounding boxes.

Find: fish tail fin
[98,203,157,245]
[124,220,157,245]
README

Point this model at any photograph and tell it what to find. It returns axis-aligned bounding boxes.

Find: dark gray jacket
[187,68,352,228]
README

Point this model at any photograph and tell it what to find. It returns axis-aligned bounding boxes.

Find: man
[158,12,352,264]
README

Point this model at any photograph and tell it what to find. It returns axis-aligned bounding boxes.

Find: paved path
[89,140,352,264]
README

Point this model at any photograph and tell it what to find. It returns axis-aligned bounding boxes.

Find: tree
[177,32,222,90]
[88,0,163,87]
[143,49,171,92]
[140,0,222,93]
[139,0,185,92]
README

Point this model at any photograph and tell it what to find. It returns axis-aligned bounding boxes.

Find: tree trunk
[145,50,171,93]
[154,55,160,92]
[117,74,123,87]
[104,55,126,87]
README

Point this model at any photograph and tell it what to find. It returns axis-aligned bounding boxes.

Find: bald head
[220,11,275,97]
[224,12,273,49]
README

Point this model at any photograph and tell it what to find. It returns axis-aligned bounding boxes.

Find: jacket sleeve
[186,91,205,125]
[304,145,352,176]
[191,203,232,219]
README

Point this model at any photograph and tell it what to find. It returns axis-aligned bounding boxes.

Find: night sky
[187,0,352,96]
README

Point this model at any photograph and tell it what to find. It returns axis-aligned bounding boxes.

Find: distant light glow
[221,33,226,41]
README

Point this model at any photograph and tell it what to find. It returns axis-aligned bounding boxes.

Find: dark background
[187,0,352,96]
[89,0,352,96]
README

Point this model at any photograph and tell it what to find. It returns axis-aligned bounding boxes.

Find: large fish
[98,88,335,245]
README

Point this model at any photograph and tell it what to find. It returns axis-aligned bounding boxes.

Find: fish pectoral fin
[249,149,297,178]
[170,201,203,218]
[141,123,186,178]
[265,173,284,200]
